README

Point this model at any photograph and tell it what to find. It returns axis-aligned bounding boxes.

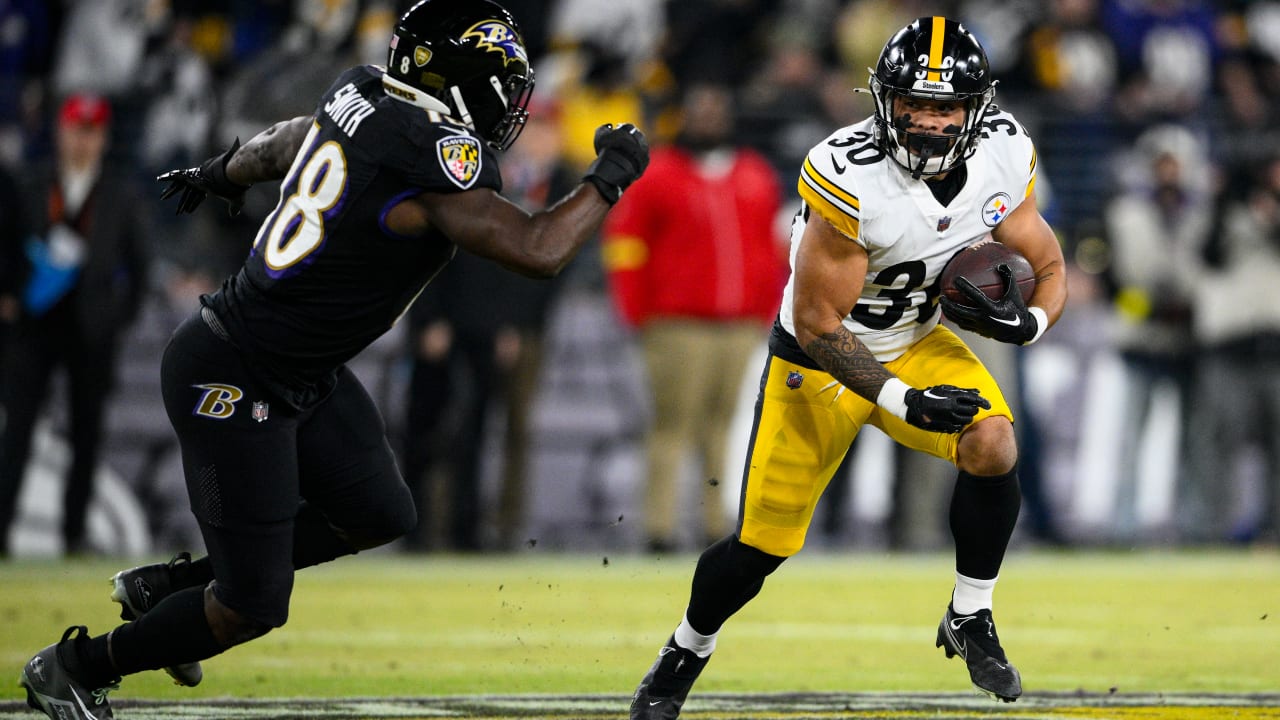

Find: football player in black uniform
[18,1,648,717]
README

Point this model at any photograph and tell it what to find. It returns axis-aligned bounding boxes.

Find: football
[940,239,1035,307]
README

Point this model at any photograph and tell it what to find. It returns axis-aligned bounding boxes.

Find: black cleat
[630,635,711,720]
[109,552,203,687]
[20,626,119,720]
[936,603,1022,702]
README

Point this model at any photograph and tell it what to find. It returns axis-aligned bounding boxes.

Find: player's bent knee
[344,500,418,550]
[956,416,1017,476]
[725,536,788,578]
[204,587,276,649]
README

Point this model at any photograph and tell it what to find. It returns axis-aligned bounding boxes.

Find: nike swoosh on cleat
[649,700,662,706]
[70,687,103,720]
[950,616,975,631]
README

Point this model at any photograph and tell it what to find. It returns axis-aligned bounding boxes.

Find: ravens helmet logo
[462,21,527,68]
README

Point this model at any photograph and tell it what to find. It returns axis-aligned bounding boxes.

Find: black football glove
[940,263,1038,344]
[904,384,990,433]
[583,123,649,204]
[158,138,249,216]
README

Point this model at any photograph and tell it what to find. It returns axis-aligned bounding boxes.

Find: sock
[951,572,997,615]
[673,613,717,658]
[685,535,787,635]
[106,586,222,675]
[74,632,121,688]
[950,468,1020,579]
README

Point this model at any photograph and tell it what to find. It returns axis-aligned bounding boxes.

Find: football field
[1,549,1277,719]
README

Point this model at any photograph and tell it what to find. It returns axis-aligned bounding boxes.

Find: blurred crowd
[0,0,1278,557]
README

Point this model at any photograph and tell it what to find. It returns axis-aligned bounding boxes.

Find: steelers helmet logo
[437,135,482,189]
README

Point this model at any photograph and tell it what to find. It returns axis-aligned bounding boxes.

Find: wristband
[1024,306,1049,345]
[876,377,911,422]
[584,175,621,204]
[208,138,250,191]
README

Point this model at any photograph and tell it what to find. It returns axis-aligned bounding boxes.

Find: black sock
[106,586,222,675]
[950,468,1021,579]
[74,631,121,688]
[686,535,786,634]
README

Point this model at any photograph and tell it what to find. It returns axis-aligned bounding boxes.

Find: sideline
[5,692,1280,719]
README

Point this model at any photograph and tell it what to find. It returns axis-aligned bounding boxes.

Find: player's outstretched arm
[157,115,312,216]
[793,214,988,433]
[224,116,313,186]
[413,123,649,278]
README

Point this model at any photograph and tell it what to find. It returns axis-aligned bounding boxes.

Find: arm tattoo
[226,117,312,185]
[803,326,894,402]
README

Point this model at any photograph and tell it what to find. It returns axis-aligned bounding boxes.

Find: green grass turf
[1,548,1276,702]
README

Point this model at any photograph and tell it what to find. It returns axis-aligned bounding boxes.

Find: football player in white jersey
[630,17,1067,718]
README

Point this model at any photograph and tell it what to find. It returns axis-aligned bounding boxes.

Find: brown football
[940,240,1035,308]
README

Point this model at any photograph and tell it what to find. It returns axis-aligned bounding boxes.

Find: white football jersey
[778,108,1038,361]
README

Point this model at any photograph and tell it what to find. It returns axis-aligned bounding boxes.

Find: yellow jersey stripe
[800,158,860,213]
[796,186,861,240]
[1026,146,1038,198]
[927,17,946,82]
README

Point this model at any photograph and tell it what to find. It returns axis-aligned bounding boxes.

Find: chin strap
[450,86,474,130]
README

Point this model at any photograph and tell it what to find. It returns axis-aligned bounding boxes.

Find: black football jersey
[203,64,502,409]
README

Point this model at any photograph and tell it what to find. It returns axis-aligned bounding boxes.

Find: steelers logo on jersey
[437,135,482,189]
[982,192,1012,227]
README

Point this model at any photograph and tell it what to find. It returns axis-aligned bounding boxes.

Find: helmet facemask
[870,77,995,179]
[452,67,534,151]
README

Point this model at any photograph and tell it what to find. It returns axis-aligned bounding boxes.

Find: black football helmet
[384,0,534,151]
[869,17,996,178]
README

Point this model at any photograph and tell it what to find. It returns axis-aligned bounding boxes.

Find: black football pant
[160,312,416,627]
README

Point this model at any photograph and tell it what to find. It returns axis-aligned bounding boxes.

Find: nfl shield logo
[437,136,482,189]
[937,215,952,232]
[786,371,804,389]
[252,401,269,423]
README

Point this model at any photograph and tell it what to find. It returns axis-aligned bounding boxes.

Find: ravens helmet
[869,17,995,178]
[384,0,535,151]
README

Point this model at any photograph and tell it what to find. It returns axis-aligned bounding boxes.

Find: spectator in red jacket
[603,82,788,553]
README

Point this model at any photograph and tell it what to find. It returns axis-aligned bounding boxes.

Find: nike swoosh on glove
[939,264,1038,344]
[904,385,990,433]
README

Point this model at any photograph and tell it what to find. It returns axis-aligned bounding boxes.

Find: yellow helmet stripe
[927,16,946,82]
